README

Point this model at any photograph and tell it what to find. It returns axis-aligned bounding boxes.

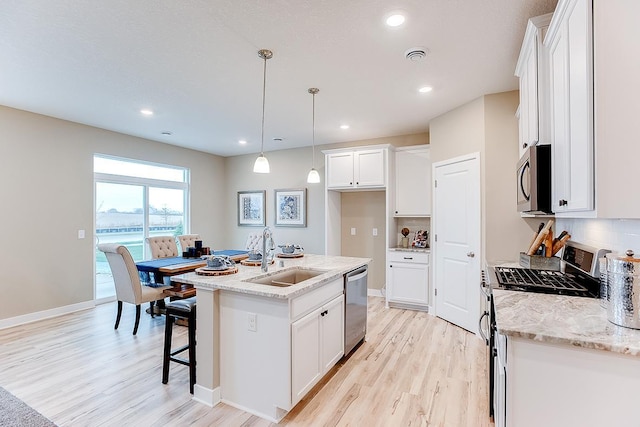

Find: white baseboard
[220,399,285,424]
[192,384,221,407]
[0,300,96,330]
[367,289,383,297]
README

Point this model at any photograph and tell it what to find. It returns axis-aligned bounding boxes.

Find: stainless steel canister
[606,250,640,329]
[599,257,608,308]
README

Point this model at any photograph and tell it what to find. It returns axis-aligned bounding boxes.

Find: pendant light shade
[253,49,273,174]
[307,168,320,183]
[307,87,320,183]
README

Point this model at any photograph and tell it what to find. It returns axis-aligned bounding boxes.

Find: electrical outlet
[248,313,257,332]
[78,229,85,239]
[372,228,378,236]
[351,227,356,235]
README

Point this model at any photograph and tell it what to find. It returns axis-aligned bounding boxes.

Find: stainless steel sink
[245,267,328,287]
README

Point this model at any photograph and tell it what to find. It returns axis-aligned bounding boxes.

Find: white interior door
[433,153,481,333]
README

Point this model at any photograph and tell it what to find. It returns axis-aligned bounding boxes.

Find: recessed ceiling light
[239,139,247,145]
[140,109,154,116]
[418,86,433,93]
[340,124,350,130]
[386,14,405,27]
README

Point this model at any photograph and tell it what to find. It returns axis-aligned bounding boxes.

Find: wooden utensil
[551,233,571,256]
[526,219,554,256]
[545,229,553,257]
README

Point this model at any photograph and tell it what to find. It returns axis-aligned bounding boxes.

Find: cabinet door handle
[559,199,568,207]
[403,257,413,260]
[522,142,528,149]
[467,252,475,258]
[320,310,328,317]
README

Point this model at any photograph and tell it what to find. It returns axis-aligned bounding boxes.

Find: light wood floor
[0,297,493,426]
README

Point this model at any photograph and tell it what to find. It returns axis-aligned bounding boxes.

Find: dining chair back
[178,234,201,253]
[147,236,179,259]
[98,243,171,335]
[245,233,263,252]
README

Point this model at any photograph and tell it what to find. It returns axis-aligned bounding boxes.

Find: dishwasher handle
[346,267,368,283]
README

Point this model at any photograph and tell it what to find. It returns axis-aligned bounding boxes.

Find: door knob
[467,252,475,258]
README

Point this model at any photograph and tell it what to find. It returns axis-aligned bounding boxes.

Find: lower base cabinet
[219,277,345,422]
[386,251,429,309]
[291,294,344,404]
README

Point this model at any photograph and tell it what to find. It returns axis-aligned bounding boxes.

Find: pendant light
[253,49,273,174]
[307,87,321,183]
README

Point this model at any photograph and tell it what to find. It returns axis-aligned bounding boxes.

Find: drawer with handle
[388,251,429,264]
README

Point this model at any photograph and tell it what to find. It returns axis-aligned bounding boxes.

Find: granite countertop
[172,254,370,300]
[493,289,640,356]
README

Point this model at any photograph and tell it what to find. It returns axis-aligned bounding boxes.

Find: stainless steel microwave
[516,145,551,214]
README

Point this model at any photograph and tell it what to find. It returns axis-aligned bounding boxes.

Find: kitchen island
[493,289,640,427]
[172,254,370,422]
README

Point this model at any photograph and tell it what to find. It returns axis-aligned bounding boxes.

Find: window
[94,155,190,301]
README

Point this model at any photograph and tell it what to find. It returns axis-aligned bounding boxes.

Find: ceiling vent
[404,47,428,62]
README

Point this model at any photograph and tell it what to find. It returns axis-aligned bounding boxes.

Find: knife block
[519,252,561,270]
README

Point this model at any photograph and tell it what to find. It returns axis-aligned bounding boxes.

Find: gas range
[489,241,610,298]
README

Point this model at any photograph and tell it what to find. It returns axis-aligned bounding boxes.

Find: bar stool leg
[162,312,174,384]
[188,309,197,394]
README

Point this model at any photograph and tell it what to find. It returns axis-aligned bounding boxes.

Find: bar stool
[162,296,196,393]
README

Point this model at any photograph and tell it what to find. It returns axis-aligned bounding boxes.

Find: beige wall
[0,106,224,320]
[1,102,426,320]
[430,97,484,165]
[340,191,386,290]
[429,91,538,264]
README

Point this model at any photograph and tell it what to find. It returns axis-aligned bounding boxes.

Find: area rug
[0,387,57,427]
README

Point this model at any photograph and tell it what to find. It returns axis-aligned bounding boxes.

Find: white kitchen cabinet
[515,14,552,159]
[394,146,431,216]
[546,0,594,213]
[291,294,344,405]
[326,148,386,190]
[386,251,429,310]
[219,277,346,421]
[505,336,640,426]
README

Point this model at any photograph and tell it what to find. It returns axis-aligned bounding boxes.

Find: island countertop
[493,289,640,356]
[171,253,371,299]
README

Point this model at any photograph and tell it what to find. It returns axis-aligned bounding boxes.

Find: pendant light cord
[260,55,267,156]
[312,91,316,168]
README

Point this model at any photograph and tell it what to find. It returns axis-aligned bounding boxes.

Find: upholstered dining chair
[178,234,201,253]
[98,243,171,335]
[146,236,180,259]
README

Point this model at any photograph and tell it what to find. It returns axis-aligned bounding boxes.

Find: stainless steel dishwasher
[344,265,368,355]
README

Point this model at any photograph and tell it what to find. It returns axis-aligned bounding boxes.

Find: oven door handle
[478,311,489,345]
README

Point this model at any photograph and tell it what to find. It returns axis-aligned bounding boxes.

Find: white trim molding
[0,300,95,330]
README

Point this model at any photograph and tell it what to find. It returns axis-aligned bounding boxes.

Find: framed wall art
[275,188,307,227]
[237,190,266,226]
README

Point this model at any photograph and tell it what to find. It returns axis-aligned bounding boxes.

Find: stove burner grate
[494,267,595,297]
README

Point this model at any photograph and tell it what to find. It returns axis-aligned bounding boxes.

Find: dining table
[136,250,250,300]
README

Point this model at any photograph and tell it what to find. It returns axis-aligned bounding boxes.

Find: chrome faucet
[261,226,275,272]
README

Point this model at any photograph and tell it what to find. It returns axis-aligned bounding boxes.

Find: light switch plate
[373,228,378,236]
[78,230,85,239]
[351,228,356,235]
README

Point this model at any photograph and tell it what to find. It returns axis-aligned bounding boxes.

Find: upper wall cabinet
[394,146,431,216]
[545,0,594,214]
[515,13,553,159]
[325,148,386,190]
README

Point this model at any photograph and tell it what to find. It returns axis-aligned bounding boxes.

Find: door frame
[431,152,482,335]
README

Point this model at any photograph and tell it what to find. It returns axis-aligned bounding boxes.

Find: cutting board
[240,259,274,266]
[277,253,304,258]
[195,266,238,276]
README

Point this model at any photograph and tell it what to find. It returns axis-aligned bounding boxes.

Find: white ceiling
[0,0,558,157]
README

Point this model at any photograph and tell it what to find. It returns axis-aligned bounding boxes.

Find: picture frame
[274,188,307,227]
[237,190,266,226]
